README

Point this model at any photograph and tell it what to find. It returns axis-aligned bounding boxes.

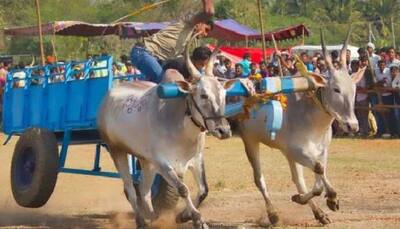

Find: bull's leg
[318,149,339,211]
[290,175,324,205]
[156,161,207,229]
[189,152,209,207]
[287,159,331,225]
[287,147,324,204]
[138,159,157,220]
[177,152,209,224]
[110,151,146,228]
[243,138,279,225]
[289,147,339,212]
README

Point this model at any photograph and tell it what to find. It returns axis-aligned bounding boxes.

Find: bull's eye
[334,88,341,93]
[201,94,209,99]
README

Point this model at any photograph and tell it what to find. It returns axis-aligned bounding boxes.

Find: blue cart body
[2,56,162,186]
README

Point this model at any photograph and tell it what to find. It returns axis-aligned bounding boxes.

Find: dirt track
[1,134,400,228]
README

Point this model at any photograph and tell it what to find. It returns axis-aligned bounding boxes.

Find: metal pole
[257,0,267,62]
[391,17,396,49]
[35,0,45,65]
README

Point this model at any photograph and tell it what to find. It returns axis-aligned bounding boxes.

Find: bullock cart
[2,56,179,212]
[2,52,319,217]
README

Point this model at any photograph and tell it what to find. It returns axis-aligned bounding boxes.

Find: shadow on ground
[0,211,272,229]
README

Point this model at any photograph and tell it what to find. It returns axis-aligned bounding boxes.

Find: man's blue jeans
[130,46,163,83]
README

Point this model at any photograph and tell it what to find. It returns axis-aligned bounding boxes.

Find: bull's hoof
[193,218,208,229]
[291,194,308,205]
[313,209,332,225]
[175,209,192,223]
[268,211,280,225]
[327,198,339,211]
[136,215,147,229]
[200,222,209,229]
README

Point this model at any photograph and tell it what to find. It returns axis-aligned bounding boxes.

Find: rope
[112,0,172,23]
[236,90,288,121]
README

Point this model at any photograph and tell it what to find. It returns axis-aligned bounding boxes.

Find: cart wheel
[11,128,59,208]
[151,174,180,214]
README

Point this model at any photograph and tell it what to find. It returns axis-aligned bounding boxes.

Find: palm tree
[359,0,400,37]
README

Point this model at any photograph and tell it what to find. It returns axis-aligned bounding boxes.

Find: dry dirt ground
[1,134,400,228]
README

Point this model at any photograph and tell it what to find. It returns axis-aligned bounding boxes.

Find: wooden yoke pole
[257,0,267,62]
[35,0,45,66]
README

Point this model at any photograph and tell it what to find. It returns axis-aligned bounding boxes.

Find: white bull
[191,28,366,225]
[235,28,366,225]
[98,36,235,228]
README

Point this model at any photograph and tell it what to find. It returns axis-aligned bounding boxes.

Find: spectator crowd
[211,43,400,138]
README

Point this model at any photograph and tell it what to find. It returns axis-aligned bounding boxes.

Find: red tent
[208,45,290,64]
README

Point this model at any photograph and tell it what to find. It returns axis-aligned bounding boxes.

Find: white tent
[291,44,360,60]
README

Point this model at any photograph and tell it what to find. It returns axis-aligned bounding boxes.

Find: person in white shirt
[375,60,397,137]
[390,65,400,132]
[391,65,400,89]
[386,47,400,67]
[375,60,391,95]
[366,42,380,68]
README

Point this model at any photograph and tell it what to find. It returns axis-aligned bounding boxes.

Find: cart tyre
[11,128,59,208]
[151,175,180,214]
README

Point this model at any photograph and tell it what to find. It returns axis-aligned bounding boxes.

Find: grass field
[1,133,400,228]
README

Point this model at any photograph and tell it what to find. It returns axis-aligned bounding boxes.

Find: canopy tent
[208,45,290,64]
[252,24,309,42]
[208,19,259,41]
[4,19,309,42]
[291,44,360,60]
[121,21,172,38]
[4,21,121,37]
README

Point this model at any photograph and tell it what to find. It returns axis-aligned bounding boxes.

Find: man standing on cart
[130,0,214,83]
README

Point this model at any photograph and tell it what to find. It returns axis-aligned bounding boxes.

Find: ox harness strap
[186,95,224,132]
[310,88,331,116]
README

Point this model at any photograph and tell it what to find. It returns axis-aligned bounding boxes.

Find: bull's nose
[347,122,359,133]
[216,127,232,139]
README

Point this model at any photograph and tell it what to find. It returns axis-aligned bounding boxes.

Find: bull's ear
[223,79,238,90]
[351,66,366,84]
[175,80,192,93]
[308,72,328,88]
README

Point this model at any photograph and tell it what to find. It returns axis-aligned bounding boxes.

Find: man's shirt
[240,59,251,76]
[375,68,391,96]
[144,18,194,61]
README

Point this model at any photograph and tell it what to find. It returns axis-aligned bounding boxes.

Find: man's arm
[189,0,214,25]
[202,0,214,16]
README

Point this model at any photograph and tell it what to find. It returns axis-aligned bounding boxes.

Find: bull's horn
[30,55,35,67]
[185,32,202,81]
[320,28,335,72]
[340,24,352,70]
[205,44,221,77]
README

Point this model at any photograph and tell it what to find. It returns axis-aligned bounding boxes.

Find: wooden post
[35,0,45,65]
[257,0,267,62]
[272,34,283,77]
[368,23,372,43]
[391,17,396,49]
[301,26,305,45]
[51,26,58,62]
